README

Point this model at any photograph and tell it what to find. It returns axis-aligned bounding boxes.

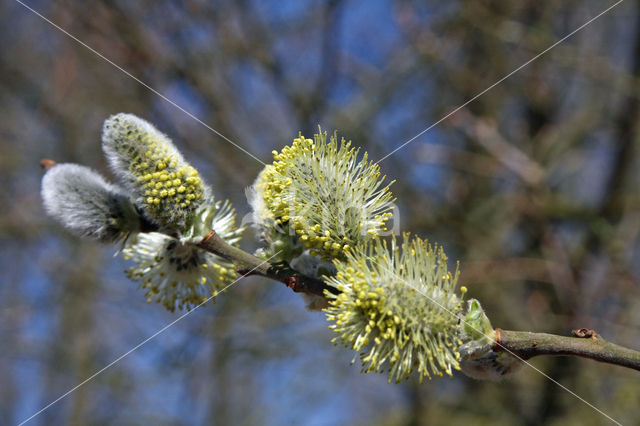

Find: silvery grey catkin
[41,163,142,243]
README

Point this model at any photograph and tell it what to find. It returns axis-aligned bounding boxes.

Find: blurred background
[2,0,640,424]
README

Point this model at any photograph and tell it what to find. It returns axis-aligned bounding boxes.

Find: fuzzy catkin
[102,113,208,232]
[325,234,465,382]
[41,163,141,242]
[251,130,395,261]
[122,200,243,311]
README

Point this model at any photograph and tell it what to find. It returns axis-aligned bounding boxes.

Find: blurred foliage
[2,0,640,425]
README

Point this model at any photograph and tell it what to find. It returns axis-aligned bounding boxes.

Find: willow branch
[192,229,640,373]
[495,328,640,372]
[195,230,336,297]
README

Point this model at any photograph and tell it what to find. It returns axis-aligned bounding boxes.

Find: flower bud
[102,113,208,231]
[41,163,142,242]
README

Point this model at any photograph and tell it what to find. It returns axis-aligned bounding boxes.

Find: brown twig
[494,329,640,372]
[195,230,336,298]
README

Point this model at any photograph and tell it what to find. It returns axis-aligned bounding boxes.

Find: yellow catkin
[324,234,465,382]
[255,129,395,260]
[103,113,207,230]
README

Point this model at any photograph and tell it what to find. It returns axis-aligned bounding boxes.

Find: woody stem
[195,230,335,297]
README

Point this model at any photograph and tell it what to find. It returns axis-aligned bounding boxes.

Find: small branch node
[494,328,502,350]
[201,230,217,244]
[40,158,57,170]
[572,328,598,339]
[285,276,300,291]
